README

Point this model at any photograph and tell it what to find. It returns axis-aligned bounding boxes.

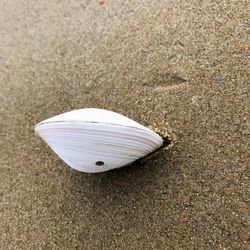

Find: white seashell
[35,108,163,173]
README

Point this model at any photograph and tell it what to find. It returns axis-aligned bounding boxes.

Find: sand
[0,0,249,249]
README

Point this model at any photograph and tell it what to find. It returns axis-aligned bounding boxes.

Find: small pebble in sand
[98,0,105,5]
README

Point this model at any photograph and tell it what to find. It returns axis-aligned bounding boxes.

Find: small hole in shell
[95,161,104,166]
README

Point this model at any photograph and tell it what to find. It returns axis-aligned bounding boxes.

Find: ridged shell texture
[35,108,163,173]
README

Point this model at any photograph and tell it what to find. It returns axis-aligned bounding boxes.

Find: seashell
[35,108,163,173]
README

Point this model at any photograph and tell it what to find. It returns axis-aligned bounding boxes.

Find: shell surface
[35,108,163,173]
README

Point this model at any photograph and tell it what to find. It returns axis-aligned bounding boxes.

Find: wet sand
[0,0,249,249]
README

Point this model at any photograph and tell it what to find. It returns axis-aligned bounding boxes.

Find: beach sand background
[0,0,249,249]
